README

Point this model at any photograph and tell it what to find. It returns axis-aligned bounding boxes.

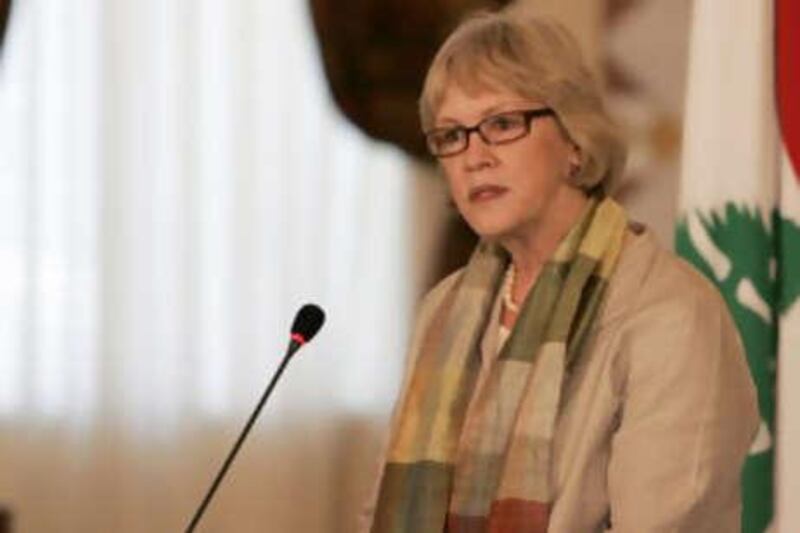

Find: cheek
[440,163,465,198]
[513,145,570,189]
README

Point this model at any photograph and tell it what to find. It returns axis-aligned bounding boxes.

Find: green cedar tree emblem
[676,203,800,532]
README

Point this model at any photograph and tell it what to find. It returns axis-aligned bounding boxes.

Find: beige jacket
[362,226,759,532]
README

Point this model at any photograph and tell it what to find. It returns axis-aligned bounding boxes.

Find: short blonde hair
[419,5,626,193]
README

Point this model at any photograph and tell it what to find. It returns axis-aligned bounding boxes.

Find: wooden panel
[1,0,12,52]
[308,0,510,158]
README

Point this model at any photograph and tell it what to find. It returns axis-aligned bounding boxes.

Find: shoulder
[599,223,731,330]
[599,224,755,410]
[414,268,466,330]
[598,223,749,389]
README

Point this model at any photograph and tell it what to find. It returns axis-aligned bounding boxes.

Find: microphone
[288,303,326,353]
[185,304,326,533]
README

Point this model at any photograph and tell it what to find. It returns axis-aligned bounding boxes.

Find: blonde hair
[419,5,626,193]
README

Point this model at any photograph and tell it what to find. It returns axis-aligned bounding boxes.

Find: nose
[463,130,497,171]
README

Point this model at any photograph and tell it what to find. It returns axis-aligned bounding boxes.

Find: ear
[568,142,582,168]
[567,143,582,178]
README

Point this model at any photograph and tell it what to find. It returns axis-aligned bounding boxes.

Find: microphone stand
[184,340,302,533]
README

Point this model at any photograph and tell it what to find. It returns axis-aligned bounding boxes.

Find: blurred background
[0,0,795,531]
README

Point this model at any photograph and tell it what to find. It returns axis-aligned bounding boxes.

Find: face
[434,82,582,242]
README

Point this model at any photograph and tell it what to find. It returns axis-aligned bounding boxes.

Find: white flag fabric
[677,0,800,531]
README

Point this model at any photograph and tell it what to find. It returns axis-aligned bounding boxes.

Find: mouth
[468,184,508,203]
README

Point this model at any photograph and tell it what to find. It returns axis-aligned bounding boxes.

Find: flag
[676,0,800,531]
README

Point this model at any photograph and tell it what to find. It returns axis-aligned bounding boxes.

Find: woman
[364,5,758,532]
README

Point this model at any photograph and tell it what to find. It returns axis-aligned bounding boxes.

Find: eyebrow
[435,102,536,128]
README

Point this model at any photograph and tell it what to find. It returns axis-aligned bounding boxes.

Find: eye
[432,128,463,148]
[484,112,524,132]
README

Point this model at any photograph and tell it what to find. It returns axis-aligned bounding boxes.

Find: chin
[460,200,541,240]
[464,216,518,241]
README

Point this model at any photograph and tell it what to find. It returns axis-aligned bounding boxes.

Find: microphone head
[290,304,326,344]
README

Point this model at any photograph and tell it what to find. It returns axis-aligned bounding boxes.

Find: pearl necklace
[502,263,520,314]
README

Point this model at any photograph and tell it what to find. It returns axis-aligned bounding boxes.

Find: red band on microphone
[291,332,307,345]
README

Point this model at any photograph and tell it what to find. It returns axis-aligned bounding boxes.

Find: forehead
[435,82,536,125]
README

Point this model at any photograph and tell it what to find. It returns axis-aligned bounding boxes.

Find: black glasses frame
[424,107,556,158]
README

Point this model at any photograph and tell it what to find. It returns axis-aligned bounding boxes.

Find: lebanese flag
[775,1,800,530]
[676,0,800,531]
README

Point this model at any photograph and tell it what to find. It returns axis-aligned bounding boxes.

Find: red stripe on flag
[777,0,800,182]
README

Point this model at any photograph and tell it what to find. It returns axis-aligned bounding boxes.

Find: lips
[468,184,508,203]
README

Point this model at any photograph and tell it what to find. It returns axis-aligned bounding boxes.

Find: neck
[500,186,589,303]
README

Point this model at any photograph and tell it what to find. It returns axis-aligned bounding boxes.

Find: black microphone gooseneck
[185,304,326,533]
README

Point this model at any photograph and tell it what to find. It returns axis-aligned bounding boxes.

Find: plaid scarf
[371,197,627,533]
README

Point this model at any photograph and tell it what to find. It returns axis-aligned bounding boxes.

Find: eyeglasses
[424,108,556,158]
